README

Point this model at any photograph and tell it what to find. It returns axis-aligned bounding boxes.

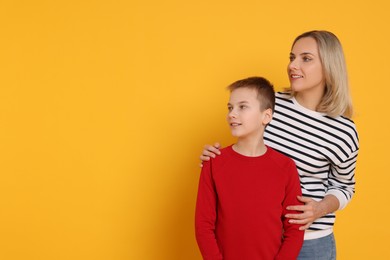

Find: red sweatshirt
[195,145,304,260]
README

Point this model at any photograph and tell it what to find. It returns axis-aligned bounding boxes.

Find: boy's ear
[262,108,273,125]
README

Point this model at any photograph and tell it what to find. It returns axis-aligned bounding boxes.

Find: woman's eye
[289,56,294,61]
[303,56,312,62]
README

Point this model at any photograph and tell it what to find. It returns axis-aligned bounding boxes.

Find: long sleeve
[275,160,304,260]
[195,161,223,260]
[326,148,358,210]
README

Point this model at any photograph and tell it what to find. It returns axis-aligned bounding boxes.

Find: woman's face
[287,37,325,95]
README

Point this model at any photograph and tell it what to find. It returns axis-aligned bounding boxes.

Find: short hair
[290,30,353,118]
[227,76,275,112]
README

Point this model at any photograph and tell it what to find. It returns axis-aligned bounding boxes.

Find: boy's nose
[228,111,237,118]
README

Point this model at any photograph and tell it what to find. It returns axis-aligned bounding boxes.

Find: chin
[230,131,241,137]
[290,84,301,92]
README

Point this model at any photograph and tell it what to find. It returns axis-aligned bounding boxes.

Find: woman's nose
[288,60,299,70]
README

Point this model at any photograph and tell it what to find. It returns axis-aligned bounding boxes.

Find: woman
[199,30,359,260]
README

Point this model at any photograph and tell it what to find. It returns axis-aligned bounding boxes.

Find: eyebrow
[227,101,250,105]
[290,52,314,55]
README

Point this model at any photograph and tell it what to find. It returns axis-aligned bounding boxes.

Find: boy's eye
[240,105,247,109]
[227,106,233,111]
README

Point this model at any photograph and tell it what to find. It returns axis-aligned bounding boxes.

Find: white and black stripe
[264,92,359,231]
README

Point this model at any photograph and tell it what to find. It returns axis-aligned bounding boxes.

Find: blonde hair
[290,30,353,118]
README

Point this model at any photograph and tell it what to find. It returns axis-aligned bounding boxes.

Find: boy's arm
[275,160,304,260]
[195,160,223,260]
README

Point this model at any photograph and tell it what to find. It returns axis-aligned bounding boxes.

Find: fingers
[286,213,311,221]
[199,155,207,168]
[297,195,314,203]
[287,215,314,225]
[286,204,314,219]
[286,207,314,218]
[299,223,312,230]
[286,196,315,211]
[205,144,221,156]
[200,154,211,161]
[286,205,307,212]
[199,143,221,167]
[286,196,321,228]
[200,150,217,161]
[200,144,221,160]
[286,208,315,227]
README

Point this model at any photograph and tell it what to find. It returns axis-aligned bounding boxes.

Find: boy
[195,77,304,260]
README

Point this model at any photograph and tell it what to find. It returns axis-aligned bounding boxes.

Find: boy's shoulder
[204,145,235,168]
[203,145,233,170]
[211,145,234,161]
[219,145,233,154]
[267,146,296,169]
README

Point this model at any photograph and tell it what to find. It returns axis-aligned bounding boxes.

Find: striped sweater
[264,92,359,236]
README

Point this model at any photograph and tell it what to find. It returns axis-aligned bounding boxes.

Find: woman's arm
[286,137,359,230]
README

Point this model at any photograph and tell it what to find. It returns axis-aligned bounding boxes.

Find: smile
[291,74,303,78]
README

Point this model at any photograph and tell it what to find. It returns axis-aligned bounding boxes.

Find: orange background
[0,1,388,259]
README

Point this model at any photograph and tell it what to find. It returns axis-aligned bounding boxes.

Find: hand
[285,196,323,230]
[199,143,221,167]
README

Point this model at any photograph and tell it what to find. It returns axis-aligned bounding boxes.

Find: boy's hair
[227,76,275,112]
[290,30,353,118]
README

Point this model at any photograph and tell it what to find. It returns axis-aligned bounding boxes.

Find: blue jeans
[298,233,336,260]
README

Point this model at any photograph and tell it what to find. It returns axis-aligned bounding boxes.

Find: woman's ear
[262,108,273,125]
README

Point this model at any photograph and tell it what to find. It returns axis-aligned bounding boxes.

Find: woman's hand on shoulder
[199,142,221,167]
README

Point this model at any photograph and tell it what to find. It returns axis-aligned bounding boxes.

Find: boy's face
[227,87,272,139]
